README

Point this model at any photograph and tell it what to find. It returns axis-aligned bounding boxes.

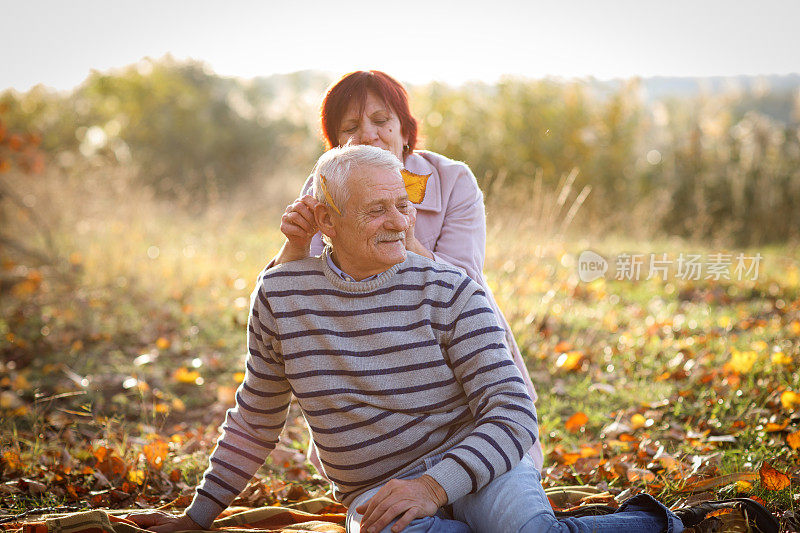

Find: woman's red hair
[320,71,419,154]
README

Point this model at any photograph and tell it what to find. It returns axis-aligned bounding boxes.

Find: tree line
[2,57,799,245]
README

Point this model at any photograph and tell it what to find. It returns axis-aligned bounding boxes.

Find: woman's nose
[358,122,379,144]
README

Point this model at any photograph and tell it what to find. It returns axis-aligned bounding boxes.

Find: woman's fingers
[299,194,322,211]
[280,196,320,244]
[282,210,315,235]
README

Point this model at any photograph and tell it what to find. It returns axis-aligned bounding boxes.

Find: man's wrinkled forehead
[347,165,405,203]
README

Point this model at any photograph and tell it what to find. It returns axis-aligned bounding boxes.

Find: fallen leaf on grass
[765,419,790,432]
[781,390,800,411]
[678,472,758,493]
[556,351,584,371]
[143,439,169,470]
[787,430,800,450]
[759,462,790,491]
[174,367,200,384]
[565,412,589,433]
[726,350,758,374]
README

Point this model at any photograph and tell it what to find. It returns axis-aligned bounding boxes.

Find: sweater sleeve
[185,283,292,529]
[424,278,538,503]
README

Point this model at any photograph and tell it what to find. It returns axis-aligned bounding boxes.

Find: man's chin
[377,241,407,264]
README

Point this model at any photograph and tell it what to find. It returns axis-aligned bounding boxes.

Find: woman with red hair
[272,70,543,471]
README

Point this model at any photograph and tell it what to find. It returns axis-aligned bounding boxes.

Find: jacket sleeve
[185,281,292,528]
[298,174,326,257]
[424,278,539,503]
[428,163,487,286]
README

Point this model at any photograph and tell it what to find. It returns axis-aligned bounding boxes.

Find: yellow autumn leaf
[786,430,800,450]
[751,340,768,352]
[728,350,758,374]
[556,351,584,371]
[772,351,792,366]
[127,469,146,484]
[630,414,646,430]
[173,367,200,384]
[400,169,431,203]
[171,398,186,412]
[156,337,171,350]
[781,390,800,411]
[319,175,342,216]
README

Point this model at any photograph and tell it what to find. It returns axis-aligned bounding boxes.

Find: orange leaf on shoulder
[400,169,430,204]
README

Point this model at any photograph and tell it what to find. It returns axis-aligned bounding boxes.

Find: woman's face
[337,91,408,162]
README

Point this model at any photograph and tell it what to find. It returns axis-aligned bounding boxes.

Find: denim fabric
[346,454,684,533]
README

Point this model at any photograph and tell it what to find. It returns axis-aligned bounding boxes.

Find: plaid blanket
[3,498,346,533]
[2,485,627,533]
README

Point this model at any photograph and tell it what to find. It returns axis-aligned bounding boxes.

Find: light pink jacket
[302,150,544,470]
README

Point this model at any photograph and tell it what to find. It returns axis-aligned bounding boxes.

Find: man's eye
[370,207,384,215]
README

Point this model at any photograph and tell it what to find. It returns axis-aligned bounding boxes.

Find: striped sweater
[185,248,539,528]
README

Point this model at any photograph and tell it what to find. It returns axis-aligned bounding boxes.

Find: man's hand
[403,206,434,261]
[355,475,448,533]
[125,511,202,532]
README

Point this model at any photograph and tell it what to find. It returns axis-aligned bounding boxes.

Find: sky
[3,0,799,92]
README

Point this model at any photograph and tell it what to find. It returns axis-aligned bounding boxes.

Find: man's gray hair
[312,144,404,216]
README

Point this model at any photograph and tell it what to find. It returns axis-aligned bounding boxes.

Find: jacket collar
[403,151,442,213]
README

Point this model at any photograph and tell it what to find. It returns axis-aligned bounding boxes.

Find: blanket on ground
[0,486,626,533]
[2,498,347,533]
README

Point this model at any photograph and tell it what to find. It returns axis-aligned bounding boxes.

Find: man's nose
[385,207,410,230]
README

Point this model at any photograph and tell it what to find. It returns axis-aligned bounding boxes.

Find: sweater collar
[321,246,403,293]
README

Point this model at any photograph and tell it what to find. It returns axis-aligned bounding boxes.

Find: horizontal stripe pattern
[186,250,538,529]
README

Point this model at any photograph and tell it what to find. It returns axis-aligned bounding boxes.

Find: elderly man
[129,145,774,533]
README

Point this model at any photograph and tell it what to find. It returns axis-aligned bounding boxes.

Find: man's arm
[130,281,292,531]
[424,278,538,502]
[359,279,538,533]
[185,285,292,528]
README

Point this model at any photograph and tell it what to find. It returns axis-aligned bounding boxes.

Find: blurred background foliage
[2,56,800,246]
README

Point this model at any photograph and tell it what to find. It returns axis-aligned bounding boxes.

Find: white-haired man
[129,145,775,533]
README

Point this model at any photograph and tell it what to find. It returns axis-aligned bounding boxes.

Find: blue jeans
[346,454,684,533]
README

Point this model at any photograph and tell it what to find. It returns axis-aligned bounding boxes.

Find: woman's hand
[274,195,322,265]
[403,206,434,260]
[125,511,202,532]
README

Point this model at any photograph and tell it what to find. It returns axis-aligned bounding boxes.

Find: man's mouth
[377,232,405,243]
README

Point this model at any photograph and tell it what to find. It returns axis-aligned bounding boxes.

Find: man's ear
[314,203,337,241]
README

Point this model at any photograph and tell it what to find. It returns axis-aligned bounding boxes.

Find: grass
[1,168,800,527]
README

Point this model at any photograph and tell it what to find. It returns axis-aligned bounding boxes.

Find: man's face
[330,166,413,280]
